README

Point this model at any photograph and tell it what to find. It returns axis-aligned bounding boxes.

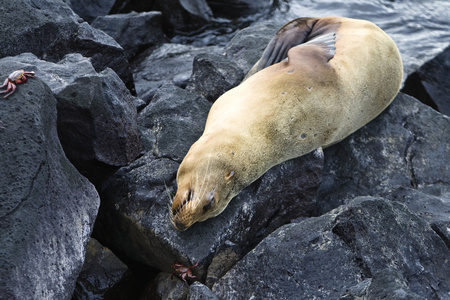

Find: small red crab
[0,70,35,98]
[171,259,199,284]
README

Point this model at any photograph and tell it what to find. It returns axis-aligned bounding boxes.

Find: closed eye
[203,189,215,211]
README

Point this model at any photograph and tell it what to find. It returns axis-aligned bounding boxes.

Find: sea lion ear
[225,171,235,181]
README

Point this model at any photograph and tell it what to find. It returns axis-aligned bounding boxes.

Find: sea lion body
[171,16,403,231]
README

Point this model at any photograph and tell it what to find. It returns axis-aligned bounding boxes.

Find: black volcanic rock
[110,0,213,36]
[131,43,221,103]
[186,53,244,102]
[0,0,135,93]
[402,44,450,116]
[0,53,142,183]
[91,11,168,60]
[316,93,450,228]
[69,0,116,23]
[212,197,450,299]
[207,0,274,18]
[0,64,99,299]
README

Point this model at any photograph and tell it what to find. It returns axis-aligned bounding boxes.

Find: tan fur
[171,16,403,231]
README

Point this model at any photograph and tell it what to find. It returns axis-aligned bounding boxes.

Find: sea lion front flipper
[244,17,342,80]
[244,17,318,80]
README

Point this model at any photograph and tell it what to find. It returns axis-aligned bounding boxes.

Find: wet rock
[0,53,142,182]
[316,93,450,229]
[186,53,244,102]
[131,44,221,103]
[55,65,142,182]
[140,272,188,300]
[93,83,323,286]
[363,269,426,300]
[224,21,280,75]
[0,64,99,299]
[187,282,218,300]
[138,85,211,161]
[212,197,450,299]
[402,44,450,116]
[0,0,135,93]
[207,0,274,18]
[72,238,144,300]
[91,11,168,60]
[110,0,213,36]
[69,0,116,23]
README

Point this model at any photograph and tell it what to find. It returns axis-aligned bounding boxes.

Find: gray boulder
[0,64,99,299]
[91,11,168,60]
[186,53,244,102]
[72,238,144,300]
[69,0,116,23]
[224,21,280,75]
[131,43,221,103]
[188,282,218,300]
[316,93,450,227]
[207,0,275,18]
[0,0,135,93]
[212,197,450,299]
[140,272,188,300]
[138,84,212,161]
[402,44,450,116]
[109,0,213,35]
[0,53,142,182]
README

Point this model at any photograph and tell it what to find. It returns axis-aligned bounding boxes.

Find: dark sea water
[174,0,450,79]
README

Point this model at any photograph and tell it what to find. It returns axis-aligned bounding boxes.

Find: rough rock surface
[187,282,218,300]
[402,44,450,116]
[91,11,168,60]
[69,0,116,22]
[224,21,280,75]
[316,92,450,226]
[212,197,450,299]
[206,0,274,18]
[186,53,244,102]
[131,43,221,103]
[140,272,188,300]
[72,238,144,300]
[0,0,135,93]
[109,0,213,35]
[93,83,323,286]
[0,66,99,299]
[0,53,142,182]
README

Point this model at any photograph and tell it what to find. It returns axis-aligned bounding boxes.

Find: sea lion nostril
[187,189,193,202]
[175,222,187,231]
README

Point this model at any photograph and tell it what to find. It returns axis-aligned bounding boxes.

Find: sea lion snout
[171,184,220,231]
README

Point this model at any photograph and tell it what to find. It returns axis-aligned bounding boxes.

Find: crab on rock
[0,70,35,98]
[171,260,199,284]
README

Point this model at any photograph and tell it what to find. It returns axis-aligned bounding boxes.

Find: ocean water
[173,0,450,77]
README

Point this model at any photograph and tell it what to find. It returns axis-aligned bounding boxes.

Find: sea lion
[170,16,403,231]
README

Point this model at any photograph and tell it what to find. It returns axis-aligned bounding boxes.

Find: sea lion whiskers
[171,155,220,230]
[166,182,176,227]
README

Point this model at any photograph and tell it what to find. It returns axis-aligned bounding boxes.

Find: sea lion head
[170,139,238,231]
